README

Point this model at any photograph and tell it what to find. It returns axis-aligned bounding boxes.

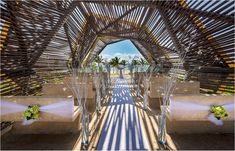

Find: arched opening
[96,39,148,75]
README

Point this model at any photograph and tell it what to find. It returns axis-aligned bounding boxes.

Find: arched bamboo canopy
[1,0,234,95]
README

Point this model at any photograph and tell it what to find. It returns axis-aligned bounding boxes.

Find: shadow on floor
[133,96,165,150]
[1,132,81,150]
[96,78,149,150]
[168,133,234,150]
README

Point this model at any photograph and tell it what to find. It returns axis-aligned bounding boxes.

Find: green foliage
[23,105,40,120]
[131,58,148,66]
[210,105,228,120]
[131,59,141,66]
[95,56,103,64]
[109,57,120,67]
[91,62,98,71]
[120,60,127,66]
[98,66,104,72]
[139,58,148,65]
[91,62,104,72]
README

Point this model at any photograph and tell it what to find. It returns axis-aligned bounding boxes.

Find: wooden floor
[96,78,150,150]
[167,133,234,150]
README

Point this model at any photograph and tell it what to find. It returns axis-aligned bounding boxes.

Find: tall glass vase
[137,75,141,96]
[101,74,106,97]
[158,105,167,144]
[143,93,148,110]
[94,75,101,112]
[96,90,101,111]
[143,78,149,110]
[82,110,89,145]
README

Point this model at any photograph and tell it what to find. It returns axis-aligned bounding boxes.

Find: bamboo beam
[29,1,78,66]
[64,23,74,57]
[89,1,234,24]
[168,3,234,25]
[130,40,155,64]
[6,2,29,69]
[178,0,229,67]
[157,6,183,54]
[76,2,99,34]
[80,35,98,66]
[97,6,138,34]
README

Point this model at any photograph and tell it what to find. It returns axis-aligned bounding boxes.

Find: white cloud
[100,53,144,61]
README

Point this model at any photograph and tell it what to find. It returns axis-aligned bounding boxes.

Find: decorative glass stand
[94,75,101,112]
[137,75,141,96]
[101,74,106,97]
[158,105,168,144]
[96,92,101,111]
[82,109,89,145]
[143,78,150,110]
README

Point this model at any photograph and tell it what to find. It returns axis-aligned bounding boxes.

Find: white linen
[169,101,234,126]
[1,100,74,125]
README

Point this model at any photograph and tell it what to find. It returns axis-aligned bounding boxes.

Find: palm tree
[109,57,119,73]
[120,60,127,75]
[109,58,116,73]
[132,59,141,72]
[94,56,104,72]
[139,58,149,72]
[132,59,140,66]
[139,58,148,65]
[120,60,127,66]
[109,57,127,78]
[95,56,103,64]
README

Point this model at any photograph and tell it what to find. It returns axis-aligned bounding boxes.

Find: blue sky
[99,40,144,61]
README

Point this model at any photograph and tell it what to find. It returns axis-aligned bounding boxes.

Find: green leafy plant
[109,57,124,76]
[94,56,104,65]
[110,57,120,68]
[120,60,127,66]
[210,105,228,120]
[131,59,140,66]
[139,58,148,65]
[23,105,40,120]
[94,56,105,72]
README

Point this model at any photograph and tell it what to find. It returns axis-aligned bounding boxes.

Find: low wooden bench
[173,81,200,94]
[63,75,94,89]
[149,76,200,110]
[166,95,234,134]
[148,76,168,110]
[42,83,96,113]
[1,96,80,134]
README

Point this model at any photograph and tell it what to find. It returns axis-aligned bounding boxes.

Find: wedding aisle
[97,78,150,150]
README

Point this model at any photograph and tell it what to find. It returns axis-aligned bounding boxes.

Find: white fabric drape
[169,101,234,126]
[1,101,27,115]
[1,100,73,125]
[40,101,73,118]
